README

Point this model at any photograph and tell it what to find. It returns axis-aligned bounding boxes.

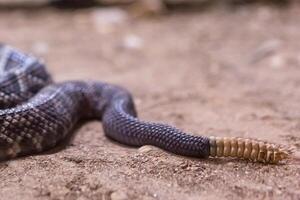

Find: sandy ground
[0,2,300,200]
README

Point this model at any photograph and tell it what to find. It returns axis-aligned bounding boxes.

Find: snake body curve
[0,45,210,160]
[0,45,294,163]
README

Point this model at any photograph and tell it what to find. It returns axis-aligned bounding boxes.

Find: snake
[0,44,297,164]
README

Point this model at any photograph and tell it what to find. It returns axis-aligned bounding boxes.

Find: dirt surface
[0,2,300,200]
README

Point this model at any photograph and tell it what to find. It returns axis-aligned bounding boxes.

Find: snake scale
[0,45,297,164]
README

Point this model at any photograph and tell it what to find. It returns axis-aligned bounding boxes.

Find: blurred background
[0,1,299,200]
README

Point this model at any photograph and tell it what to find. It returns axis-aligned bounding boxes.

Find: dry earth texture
[0,1,300,200]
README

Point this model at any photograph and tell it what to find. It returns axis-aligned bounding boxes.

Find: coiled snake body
[0,45,296,163]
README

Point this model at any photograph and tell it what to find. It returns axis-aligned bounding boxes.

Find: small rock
[110,190,128,200]
[138,145,154,153]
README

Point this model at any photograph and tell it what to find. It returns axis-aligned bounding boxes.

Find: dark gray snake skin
[0,45,210,161]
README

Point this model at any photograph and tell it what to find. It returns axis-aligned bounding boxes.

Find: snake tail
[209,136,298,164]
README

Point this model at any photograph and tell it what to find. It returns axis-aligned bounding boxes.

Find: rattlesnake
[0,44,297,163]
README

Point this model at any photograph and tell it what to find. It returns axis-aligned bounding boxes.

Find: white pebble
[138,145,154,153]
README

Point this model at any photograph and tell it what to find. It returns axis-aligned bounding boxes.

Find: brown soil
[0,2,300,200]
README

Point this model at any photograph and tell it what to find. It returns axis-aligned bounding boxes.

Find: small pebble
[138,145,154,153]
